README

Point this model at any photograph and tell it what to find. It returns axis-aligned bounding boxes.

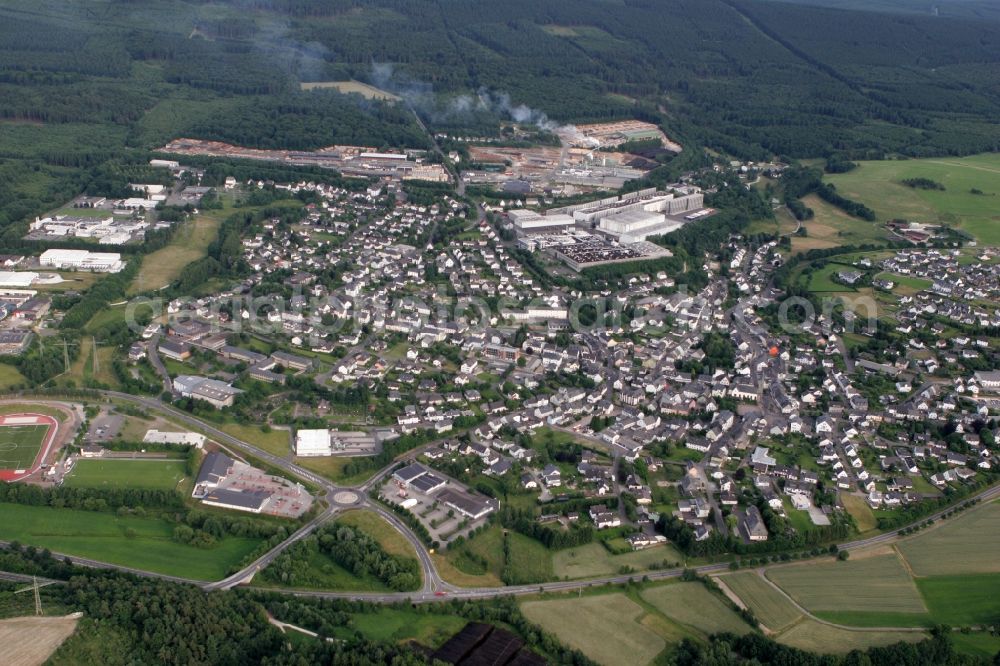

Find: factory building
[507,209,576,232]
[39,249,125,273]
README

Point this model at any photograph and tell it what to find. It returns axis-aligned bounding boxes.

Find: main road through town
[9,390,999,606]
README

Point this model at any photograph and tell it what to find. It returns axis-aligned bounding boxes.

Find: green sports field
[0,424,50,470]
[825,154,1000,244]
[64,459,188,491]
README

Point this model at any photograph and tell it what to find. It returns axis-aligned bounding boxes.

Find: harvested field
[897,501,1000,576]
[766,553,926,614]
[0,614,79,666]
[722,572,802,632]
[640,582,753,636]
[521,594,665,666]
[775,619,924,654]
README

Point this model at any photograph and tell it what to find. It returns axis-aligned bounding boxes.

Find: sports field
[521,594,666,666]
[897,501,1000,576]
[825,154,1000,244]
[64,459,188,491]
[765,553,927,615]
[640,582,753,637]
[721,572,802,632]
[0,414,56,479]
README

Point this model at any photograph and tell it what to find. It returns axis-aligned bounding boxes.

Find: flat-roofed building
[143,429,206,447]
[295,428,331,457]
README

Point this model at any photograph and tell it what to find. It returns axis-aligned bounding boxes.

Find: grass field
[259,540,395,592]
[951,632,1000,659]
[841,494,878,533]
[825,154,1000,244]
[294,455,373,486]
[806,261,857,292]
[766,553,927,615]
[521,594,666,666]
[775,619,924,654]
[444,525,552,585]
[897,501,1000,576]
[0,364,26,390]
[127,208,228,295]
[0,502,260,580]
[336,510,418,560]
[343,609,466,647]
[792,194,886,252]
[552,542,684,579]
[640,582,753,636]
[64,459,187,491]
[0,615,79,666]
[219,422,290,457]
[721,572,802,632]
[0,423,49,470]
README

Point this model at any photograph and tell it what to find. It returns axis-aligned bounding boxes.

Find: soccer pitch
[0,424,50,470]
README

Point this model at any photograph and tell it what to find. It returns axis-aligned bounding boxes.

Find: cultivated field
[63,459,187,491]
[552,541,683,579]
[721,572,802,632]
[640,582,753,637]
[521,594,665,666]
[766,553,927,615]
[299,80,400,101]
[775,619,924,654]
[0,502,260,580]
[897,501,1000,576]
[825,154,1000,244]
[0,614,79,666]
[0,423,49,470]
[916,574,1000,626]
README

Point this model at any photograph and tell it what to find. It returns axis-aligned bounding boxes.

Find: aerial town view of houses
[0,3,999,664]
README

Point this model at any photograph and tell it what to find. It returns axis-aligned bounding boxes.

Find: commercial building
[39,249,124,273]
[192,451,312,518]
[295,428,332,457]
